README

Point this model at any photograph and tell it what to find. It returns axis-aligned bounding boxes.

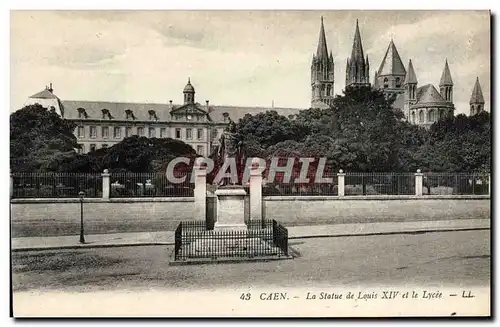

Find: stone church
[311,17,487,128]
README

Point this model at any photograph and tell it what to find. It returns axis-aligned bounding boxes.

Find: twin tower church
[311,18,486,128]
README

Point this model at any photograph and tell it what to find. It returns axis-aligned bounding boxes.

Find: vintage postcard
[10,10,491,317]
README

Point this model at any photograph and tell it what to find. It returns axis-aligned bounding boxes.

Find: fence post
[102,169,110,199]
[337,169,345,197]
[10,171,13,198]
[415,169,423,196]
[250,158,263,222]
[194,161,207,221]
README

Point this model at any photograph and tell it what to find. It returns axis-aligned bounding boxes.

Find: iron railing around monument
[173,219,288,261]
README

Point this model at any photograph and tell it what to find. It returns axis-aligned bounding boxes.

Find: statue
[217,119,243,186]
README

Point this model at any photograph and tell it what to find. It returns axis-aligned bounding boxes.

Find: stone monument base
[214,185,247,231]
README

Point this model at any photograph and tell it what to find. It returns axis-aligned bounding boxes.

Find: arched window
[326,85,332,96]
[395,77,401,88]
[477,105,482,113]
[419,110,424,123]
[439,109,445,120]
[383,78,389,89]
[427,110,432,122]
[321,84,326,95]
[411,111,416,123]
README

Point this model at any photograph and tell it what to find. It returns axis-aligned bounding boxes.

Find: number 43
[240,293,251,301]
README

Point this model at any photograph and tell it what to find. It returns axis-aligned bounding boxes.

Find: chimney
[169,100,173,110]
[48,83,53,93]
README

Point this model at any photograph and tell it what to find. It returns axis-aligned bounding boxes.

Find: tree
[87,136,197,173]
[235,111,307,149]
[415,112,491,173]
[10,104,79,172]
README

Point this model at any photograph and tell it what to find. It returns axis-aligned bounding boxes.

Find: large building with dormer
[24,80,301,155]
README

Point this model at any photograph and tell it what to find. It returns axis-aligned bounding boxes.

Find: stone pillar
[215,186,247,231]
[10,172,13,198]
[194,165,207,221]
[489,174,491,196]
[415,169,423,196]
[337,169,345,197]
[102,169,110,199]
[249,160,263,221]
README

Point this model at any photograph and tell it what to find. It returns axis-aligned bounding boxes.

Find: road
[11,230,490,293]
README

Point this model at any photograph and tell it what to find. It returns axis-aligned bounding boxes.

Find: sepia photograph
[9,9,491,317]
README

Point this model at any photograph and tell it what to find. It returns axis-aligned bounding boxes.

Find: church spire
[440,59,454,86]
[439,60,453,103]
[345,19,370,89]
[316,16,329,60]
[469,77,485,116]
[470,77,485,104]
[377,39,406,77]
[404,59,418,85]
[351,19,365,62]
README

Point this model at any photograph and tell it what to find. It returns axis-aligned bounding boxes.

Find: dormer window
[383,78,389,89]
[125,109,135,120]
[101,109,113,119]
[148,110,158,121]
[77,108,88,119]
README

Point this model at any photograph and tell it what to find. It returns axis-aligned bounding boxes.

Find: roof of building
[414,84,447,105]
[470,77,485,104]
[183,78,195,93]
[404,59,418,84]
[60,99,302,124]
[25,86,65,117]
[439,60,454,86]
[29,88,59,99]
[377,40,406,77]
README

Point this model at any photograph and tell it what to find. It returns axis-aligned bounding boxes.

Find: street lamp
[78,191,85,244]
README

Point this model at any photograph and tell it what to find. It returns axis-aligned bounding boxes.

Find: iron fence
[423,173,489,195]
[11,173,103,198]
[345,173,415,196]
[263,172,339,196]
[174,219,288,260]
[110,173,194,198]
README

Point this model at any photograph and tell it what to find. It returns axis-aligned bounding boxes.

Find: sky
[10,10,490,115]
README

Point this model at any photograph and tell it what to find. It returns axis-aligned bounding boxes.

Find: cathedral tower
[376,39,406,97]
[470,77,485,116]
[345,20,370,89]
[311,16,335,109]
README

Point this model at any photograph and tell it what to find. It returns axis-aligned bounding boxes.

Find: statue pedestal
[214,186,247,231]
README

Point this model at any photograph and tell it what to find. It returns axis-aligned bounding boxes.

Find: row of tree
[230,87,490,174]
[10,86,491,175]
